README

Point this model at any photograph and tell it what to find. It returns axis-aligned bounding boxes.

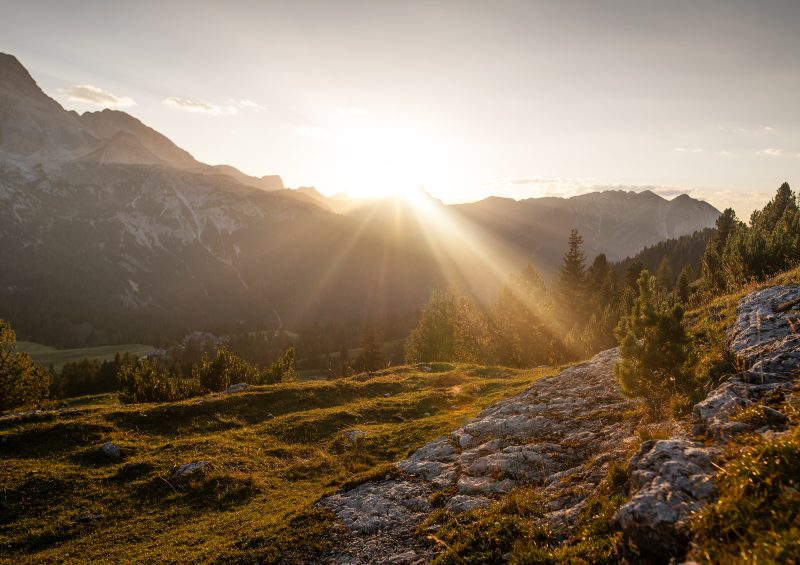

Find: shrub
[118,359,200,403]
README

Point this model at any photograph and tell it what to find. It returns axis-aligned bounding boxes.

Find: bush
[118,359,201,403]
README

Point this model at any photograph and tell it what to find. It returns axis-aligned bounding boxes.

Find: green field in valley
[15,342,157,372]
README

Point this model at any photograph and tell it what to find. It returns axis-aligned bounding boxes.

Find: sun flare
[332,120,455,201]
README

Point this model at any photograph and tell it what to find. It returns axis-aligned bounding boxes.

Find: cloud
[756,148,785,157]
[163,96,237,115]
[714,150,732,157]
[57,84,135,107]
[296,125,328,137]
[673,147,703,153]
[239,99,266,111]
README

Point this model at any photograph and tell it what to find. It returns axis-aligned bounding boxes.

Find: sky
[2,0,799,217]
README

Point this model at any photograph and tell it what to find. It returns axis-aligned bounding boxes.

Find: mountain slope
[452,190,720,265]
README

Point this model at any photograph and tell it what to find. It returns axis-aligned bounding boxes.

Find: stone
[173,460,210,478]
[344,430,367,445]
[72,512,104,525]
[444,494,491,512]
[321,348,641,562]
[101,441,122,459]
[225,382,250,394]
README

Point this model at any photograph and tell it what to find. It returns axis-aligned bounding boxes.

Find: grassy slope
[684,266,800,563]
[14,342,156,373]
[0,363,556,563]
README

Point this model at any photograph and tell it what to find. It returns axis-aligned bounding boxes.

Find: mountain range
[0,53,720,346]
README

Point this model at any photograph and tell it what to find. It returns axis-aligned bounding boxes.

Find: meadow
[0,363,556,563]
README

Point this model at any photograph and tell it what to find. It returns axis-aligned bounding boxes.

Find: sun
[332,120,455,202]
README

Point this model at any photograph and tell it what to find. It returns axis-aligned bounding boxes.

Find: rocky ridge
[321,285,800,563]
[321,349,644,563]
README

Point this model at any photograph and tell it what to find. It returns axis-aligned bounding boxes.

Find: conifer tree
[614,271,688,417]
[556,229,587,328]
[489,264,564,366]
[360,327,385,371]
[655,256,674,290]
[676,265,693,304]
[405,289,488,363]
[0,319,50,412]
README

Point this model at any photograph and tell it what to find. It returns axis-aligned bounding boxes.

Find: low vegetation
[0,363,556,562]
[689,392,800,563]
[422,458,630,564]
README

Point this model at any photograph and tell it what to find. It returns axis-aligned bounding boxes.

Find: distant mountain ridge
[453,190,720,264]
[0,53,721,345]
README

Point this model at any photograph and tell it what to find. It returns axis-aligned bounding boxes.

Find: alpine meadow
[3,2,800,564]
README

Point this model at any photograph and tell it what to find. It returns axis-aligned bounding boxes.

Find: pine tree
[676,265,693,304]
[655,256,674,290]
[489,264,564,367]
[700,208,743,293]
[614,271,688,418]
[556,229,587,328]
[360,327,385,371]
[405,289,488,363]
[0,319,50,412]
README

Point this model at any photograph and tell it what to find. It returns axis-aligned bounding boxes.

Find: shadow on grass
[0,421,113,459]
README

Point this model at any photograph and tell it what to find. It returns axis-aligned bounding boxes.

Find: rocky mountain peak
[0,53,55,104]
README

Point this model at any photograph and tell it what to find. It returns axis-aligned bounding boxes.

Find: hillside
[0,364,556,562]
[5,271,800,562]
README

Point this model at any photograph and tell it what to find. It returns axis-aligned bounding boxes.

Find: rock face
[321,349,643,563]
[612,284,800,562]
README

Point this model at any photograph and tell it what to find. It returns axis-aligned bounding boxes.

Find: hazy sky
[3,0,800,216]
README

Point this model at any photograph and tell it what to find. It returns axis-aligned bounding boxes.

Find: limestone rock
[321,348,641,563]
[173,460,209,478]
[224,382,250,394]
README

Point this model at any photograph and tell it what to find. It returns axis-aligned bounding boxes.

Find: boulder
[101,441,122,459]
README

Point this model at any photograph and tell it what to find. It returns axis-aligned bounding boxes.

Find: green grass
[14,342,156,372]
[689,392,800,563]
[0,363,555,563]
[421,458,630,564]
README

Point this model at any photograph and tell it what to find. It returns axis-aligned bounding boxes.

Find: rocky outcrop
[322,285,800,564]
[613,284,800,561]
[321,349,643,563]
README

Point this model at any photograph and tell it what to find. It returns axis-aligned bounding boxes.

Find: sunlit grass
[0,363,555,563]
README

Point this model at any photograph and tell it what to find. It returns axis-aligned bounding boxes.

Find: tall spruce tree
[655,256,674,290]
[556,229,587,329]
